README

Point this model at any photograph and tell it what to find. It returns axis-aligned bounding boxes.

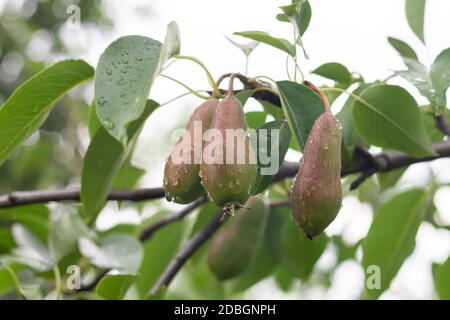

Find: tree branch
[139,196,208,242]
[435,114,450,137]
[149,208,228,296]
[0,187,165,209]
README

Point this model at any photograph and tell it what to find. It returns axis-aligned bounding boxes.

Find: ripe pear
[290,110,342,238]
[200,95,257,206]
[207,196,269,280]
[163,98,218,204]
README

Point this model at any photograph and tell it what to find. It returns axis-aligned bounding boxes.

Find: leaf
[95,22,177,144]
[429,48,450,114]
[280,221,328,281]
[48,212,89,262]
[87,102,101,138]
[353,84,436,157]
[113,161,145,189]
[245,111,266,130]
[189,203,219,265]
[9,224,52,271]
[378,168,406,190]
[277,0,312,36]
[156,21,181,74]
[251,121,291,195]
[405,0,426,43]
[81,100,158,221]
[397,49,450,114]
[136,220,187,298]
[388,37,418,61]
[229,240,277,293]
[277,81,324,150]
[96,274,136,300]
[235,90,254,106]
[336,84,369,158]
[432,256,450,299]
[0,229,15,254]
[0,59,94,166]
[362,189,429,299]
[312,62,352,84]
[234,31,296,56]
[79,233,143,274]
[0,204,50,243]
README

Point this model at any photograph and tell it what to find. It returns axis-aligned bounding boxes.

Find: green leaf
[229,240,277,293]
[353,84,436,157]
[0,60,94,166]
[156,21,181,74]
[430,48,450,114]
[0,229,15,254]
[336,84,369,158]
[96,274,136,300]
[79,233,143,274]
[362,189,429,299]
[235,90,254,106]
[87,102,101,138]
[251,121,291,195]
[405,0,426,43]
[277,81,324,150]
[136,220,187,298]
[280,221,328,281]
[0,204,50,243]
[388,37,418,61]
[245,111,266,130]
[397,57,448,114]
[312,62,352,84]
[378,168,406,190]
[113,161,145,189]
[274,267,295,292]
[81,100,158,221]
[48,212,89,262]
[189,203,219,265]
[95,21,178,145]
[277,1,312,37]
[234,31,296,56]
[432,256,450,299]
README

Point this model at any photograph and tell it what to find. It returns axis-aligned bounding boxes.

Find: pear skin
[290,110,342,238]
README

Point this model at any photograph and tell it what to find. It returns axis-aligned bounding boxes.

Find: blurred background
[0,0,449,299]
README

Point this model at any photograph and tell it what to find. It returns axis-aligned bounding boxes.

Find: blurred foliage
[0,0,111,193]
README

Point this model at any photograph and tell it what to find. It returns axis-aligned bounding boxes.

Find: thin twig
[78,197,208,291]
[139,196,208,242]
[149,208,228,296]
[435,114,450,137]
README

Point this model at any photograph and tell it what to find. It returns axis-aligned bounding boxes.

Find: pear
[207,196,269,280]
[200,95,257,206]
[163,98,218,204]
[290,110,342,238]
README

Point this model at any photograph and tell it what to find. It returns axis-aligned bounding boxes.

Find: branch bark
[0,187,165,209]
[149,208,227,296]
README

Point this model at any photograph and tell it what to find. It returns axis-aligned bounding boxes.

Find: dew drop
[104,120,115,129]
[97,96,107,106]
[135,56,143,62]
[173,179,179,186]
[106,68,112,76]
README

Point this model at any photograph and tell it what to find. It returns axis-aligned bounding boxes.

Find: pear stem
[304,80,330,110]
[228,73,238,96]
